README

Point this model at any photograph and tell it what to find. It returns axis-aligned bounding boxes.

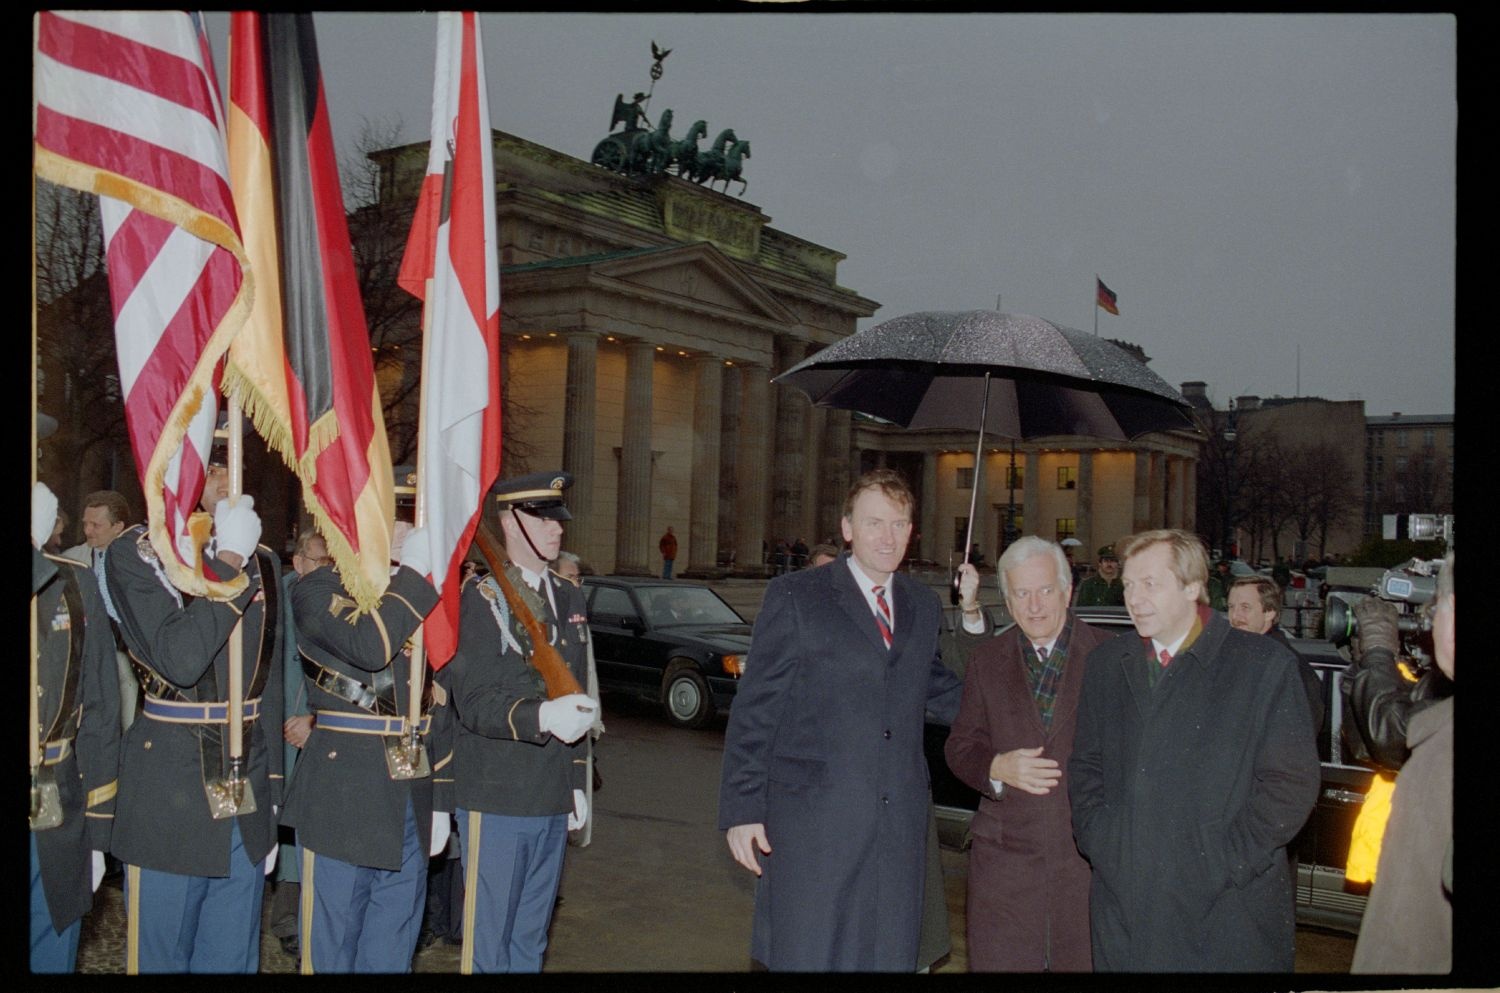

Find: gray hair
[556,550,581,565]
[996,536,1071,598]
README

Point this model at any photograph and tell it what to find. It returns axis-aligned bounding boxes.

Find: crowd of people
[31,456,1453,975]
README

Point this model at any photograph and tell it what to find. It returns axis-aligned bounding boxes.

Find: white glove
[213,494,262,561]
[91,851,105,893]
[537,693,598,744]
[32,481,58,550]
[398,525,432,578]
[429,811,451,857]
[263,844,278,877]
[567,788,588,831]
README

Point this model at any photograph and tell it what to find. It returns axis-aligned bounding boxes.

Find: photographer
[1341,592,1452,771]
[1351,553,1453,973]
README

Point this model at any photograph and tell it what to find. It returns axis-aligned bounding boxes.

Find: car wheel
[661,661,714,729]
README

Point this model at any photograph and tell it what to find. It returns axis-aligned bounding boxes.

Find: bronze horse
[629,108,674,174]
[669,119,709,178]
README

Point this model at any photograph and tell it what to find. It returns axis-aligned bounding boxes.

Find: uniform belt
[303,656,384,713]
[314,710,431,736]
[142,695,262,724]
[42,737,74,766]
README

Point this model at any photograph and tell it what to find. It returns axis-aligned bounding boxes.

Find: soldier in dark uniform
[101,446,283,972]
[1074,545,1124,607]
[281,481,450,972]
[440,470,598,973]
[30,482,122,973]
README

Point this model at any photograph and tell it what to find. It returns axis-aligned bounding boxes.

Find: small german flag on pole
[1096,276,1120,315]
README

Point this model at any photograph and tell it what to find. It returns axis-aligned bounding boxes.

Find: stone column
[614,341,655,575]
[770,336,808,547]
[1181,454,1198,533]
[686,356,723,575]
[818,409,852,544]
[1133,449,1152,532]
[717,363,741,568]
[1149,452,1167,528]
[920,452,938,563]
[562,332,598,560]
[1022,449,1040,538]
[1075,450,1094,560]
[735,364,770,575]
[802,401,825,545]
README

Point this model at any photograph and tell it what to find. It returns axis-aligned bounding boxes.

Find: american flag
[34,11,252,599]
[397,12,502,667]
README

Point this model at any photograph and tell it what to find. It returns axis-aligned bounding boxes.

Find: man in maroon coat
[944,535,1113,971]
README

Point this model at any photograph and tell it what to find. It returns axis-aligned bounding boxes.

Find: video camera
[1324,556,1444,668]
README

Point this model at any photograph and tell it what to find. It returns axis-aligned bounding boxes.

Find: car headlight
[721,654,744,677]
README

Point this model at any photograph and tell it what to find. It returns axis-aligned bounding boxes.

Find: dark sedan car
[582,577,751,729]
[926,606,1372,932]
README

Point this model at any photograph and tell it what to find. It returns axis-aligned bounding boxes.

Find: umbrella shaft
[962,374,991,564]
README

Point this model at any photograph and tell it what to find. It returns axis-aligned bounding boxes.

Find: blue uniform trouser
[456,808,567,973]
[298,797,427,973]
[30,833,81,973]
[123,820,264,973]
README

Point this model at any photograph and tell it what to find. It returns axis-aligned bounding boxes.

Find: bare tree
[1281,440,1360,561]
[34,181,139,531]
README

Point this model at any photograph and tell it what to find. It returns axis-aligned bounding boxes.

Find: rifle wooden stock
[471,519,583,700]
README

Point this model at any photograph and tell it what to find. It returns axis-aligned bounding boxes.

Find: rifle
[471,518,583,700]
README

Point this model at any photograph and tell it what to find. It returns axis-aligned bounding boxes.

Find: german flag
[226,13,392,611]
[1096,277,1120,316]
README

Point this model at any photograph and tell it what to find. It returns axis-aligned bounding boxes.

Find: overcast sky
[207,13,1456,417]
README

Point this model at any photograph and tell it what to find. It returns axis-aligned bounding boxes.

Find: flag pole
[225,393,251,810]
[404,277,437,767]
[1093,275,1099,337]
[30,165,43,823]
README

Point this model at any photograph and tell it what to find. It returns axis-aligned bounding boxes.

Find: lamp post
[1222,400,1238,560]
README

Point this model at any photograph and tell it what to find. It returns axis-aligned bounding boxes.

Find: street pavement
[70,567,1354,973]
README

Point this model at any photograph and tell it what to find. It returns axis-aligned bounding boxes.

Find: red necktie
[1158,648,1172,668]
[872,585,893,649]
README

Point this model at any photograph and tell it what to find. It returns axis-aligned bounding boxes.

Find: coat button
[328,751,338,759]
[883,729,891,739]
[882,796,889,805]
[143,741,152,750]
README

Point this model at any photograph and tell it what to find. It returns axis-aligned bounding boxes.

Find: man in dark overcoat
[281,518,445,972]
[945,535,1113,971]
[440,471,598,972]
[1069,528,1320,972]
[30,483,121,973]
[102,462,284,972]
[718,468,963,971]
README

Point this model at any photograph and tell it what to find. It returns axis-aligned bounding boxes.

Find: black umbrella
[774,310,1198,562]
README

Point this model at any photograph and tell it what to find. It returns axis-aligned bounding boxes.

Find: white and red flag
[397,11,502,668]
[34,10,251,598]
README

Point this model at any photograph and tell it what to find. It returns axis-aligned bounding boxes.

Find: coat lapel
[832,557,890,657]
[887,574,916,662]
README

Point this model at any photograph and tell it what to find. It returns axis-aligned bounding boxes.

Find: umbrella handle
[960,373,991,567]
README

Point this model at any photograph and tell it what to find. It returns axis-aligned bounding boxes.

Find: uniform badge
[51,601,72,632]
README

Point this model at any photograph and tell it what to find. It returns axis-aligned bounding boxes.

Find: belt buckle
[30,766,63,831]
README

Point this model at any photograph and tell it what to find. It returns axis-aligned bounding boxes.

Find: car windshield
[640,587,743,627]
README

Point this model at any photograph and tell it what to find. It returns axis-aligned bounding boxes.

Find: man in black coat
[281,519,445,972]
[440,470,598,973]
[102,464,283,973]
[1227,575,1325,730]
[30,483,121,973]
[1069,528,1320,972]
[719,468,963,971]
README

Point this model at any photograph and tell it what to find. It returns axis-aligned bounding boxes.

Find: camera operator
[1341,593,1451,771]
[1351,553,1453,973]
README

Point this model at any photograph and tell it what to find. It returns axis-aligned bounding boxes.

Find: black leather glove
[1352,596,1400,660]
